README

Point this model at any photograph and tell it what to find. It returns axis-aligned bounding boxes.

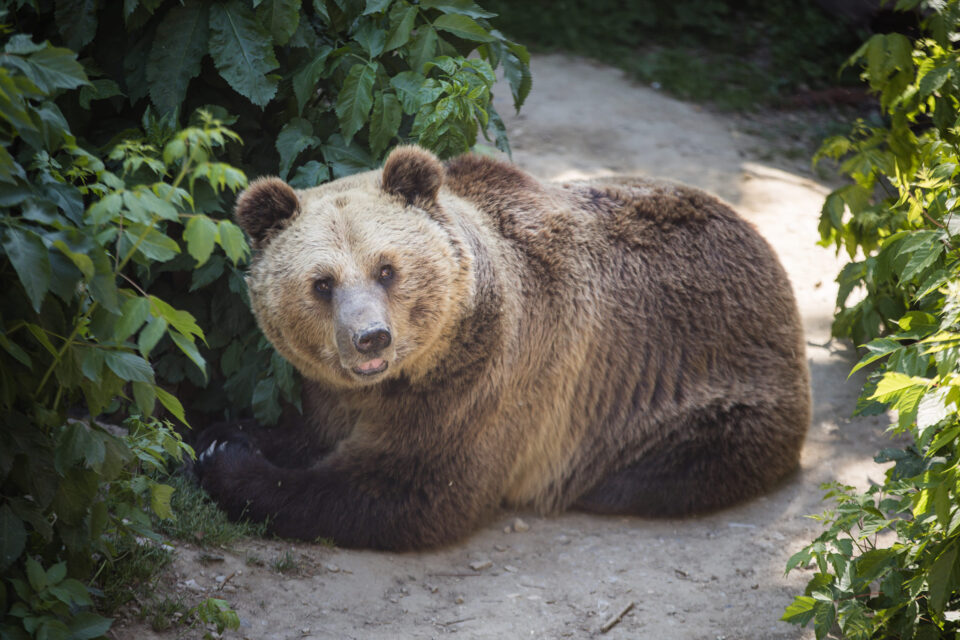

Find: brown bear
[193,146,810,550]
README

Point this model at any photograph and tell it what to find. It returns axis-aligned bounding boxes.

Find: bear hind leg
[575,403,805,517]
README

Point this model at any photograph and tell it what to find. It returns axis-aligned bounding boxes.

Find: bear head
[234,146,473,388]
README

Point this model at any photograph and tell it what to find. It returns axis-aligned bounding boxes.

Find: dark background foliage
[484,0,870,109]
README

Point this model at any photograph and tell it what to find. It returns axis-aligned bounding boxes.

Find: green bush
[784,2,960,637]
[0,32,250,638]
[11,0,530,428]
[2,1,528,636]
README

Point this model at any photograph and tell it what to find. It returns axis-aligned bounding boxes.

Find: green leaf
[431,13,493,42]
[4,39,89,93]
[813,601,836,640]
[782,595,816,624]
[88,192,123,225]
[336,62,377,144]
[113,296,150,342]
[150,483,176,520]
[149,296,204,339]
[132,380,156,416]
[0,504,25,570]
[390,71,426,114]
[184,215,220,266]
[384,6,417,52]
[46,561,66,585]
[419,0,496,18]
[2,227,51,312]
[67,611,113,639]
[209,0,280,108]
[501,49,531,112]
[257,0,301,46]
[146,3,210,114]
[276,117,322,180]
[289,160,331,189]
[916,386,951,429]
[323,133,375,178]
[217,220,249,265]
[918,63,952,97]
[0,331,32,368]
[927,543,957,613]
[369,91,401,157]
[363,0,392,14]
[170,330,207,378]
[122,187,179,223]
[897,231,944,282]
[190,253,226,291]
[0,145,26,184]
[870,372,926,402]
[252,377,281,424]
[55,0,98,51]
[88,247,120,313]
[354,19,387,58]
[155,385,187,424]
[408,27,438,73]
[52,239,94,281]
[850,338,902,375]
[26,555,47,592]
[138,316,168,357]
[292,46,332,115]
[103,351,155,383]
[124,225,181,262]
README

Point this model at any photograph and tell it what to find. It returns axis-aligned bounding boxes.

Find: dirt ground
[120,54,893,640]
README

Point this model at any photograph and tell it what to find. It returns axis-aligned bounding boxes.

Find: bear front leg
[194,439,496,550]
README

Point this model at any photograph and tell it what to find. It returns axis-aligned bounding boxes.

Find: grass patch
[92,472,264,623]
[485,0,865,110]
[271,550,299,574]
[95,540,175,615]
[158,473,267,547]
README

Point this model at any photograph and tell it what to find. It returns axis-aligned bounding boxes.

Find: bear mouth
[352,358,388,376]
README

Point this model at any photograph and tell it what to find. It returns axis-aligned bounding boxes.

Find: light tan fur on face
[247,174,471,389]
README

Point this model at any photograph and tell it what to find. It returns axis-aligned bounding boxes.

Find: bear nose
[354,327,391,354]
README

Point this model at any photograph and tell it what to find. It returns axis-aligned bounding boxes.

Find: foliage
[784,2,960,637]
[3,1,526,636]
[189,598,241,640]
[0,30,250,639]
[483,0,861,109]
[10,0,529,430]
[157,473,267,547]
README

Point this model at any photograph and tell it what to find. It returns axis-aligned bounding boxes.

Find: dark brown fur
[233,177,299,249]
[196,147,810,550]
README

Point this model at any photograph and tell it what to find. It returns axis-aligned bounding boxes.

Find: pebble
[325,564,340,573]
[469,559,492,571]
[512,518,530,533]
[455,596,465,604]
[183,579,205,593]
[215,575,226,583]
[503,564,519,573]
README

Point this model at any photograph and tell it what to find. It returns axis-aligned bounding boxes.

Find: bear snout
[354,326,392,354]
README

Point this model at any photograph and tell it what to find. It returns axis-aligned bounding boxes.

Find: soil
[117,54,891,640]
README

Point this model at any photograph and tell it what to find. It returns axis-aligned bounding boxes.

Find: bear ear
[234,177,300,249]
[381,145,443,207]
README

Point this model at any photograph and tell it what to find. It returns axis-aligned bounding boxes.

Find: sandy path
[122,54,891,640]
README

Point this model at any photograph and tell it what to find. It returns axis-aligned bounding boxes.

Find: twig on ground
[216,571,237,591]
[600,601,635,634]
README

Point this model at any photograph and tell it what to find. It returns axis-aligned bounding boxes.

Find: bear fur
[194,146,810,550]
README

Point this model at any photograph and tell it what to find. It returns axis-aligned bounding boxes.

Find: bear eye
[314,277,333,299]
[378,265,394,284]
